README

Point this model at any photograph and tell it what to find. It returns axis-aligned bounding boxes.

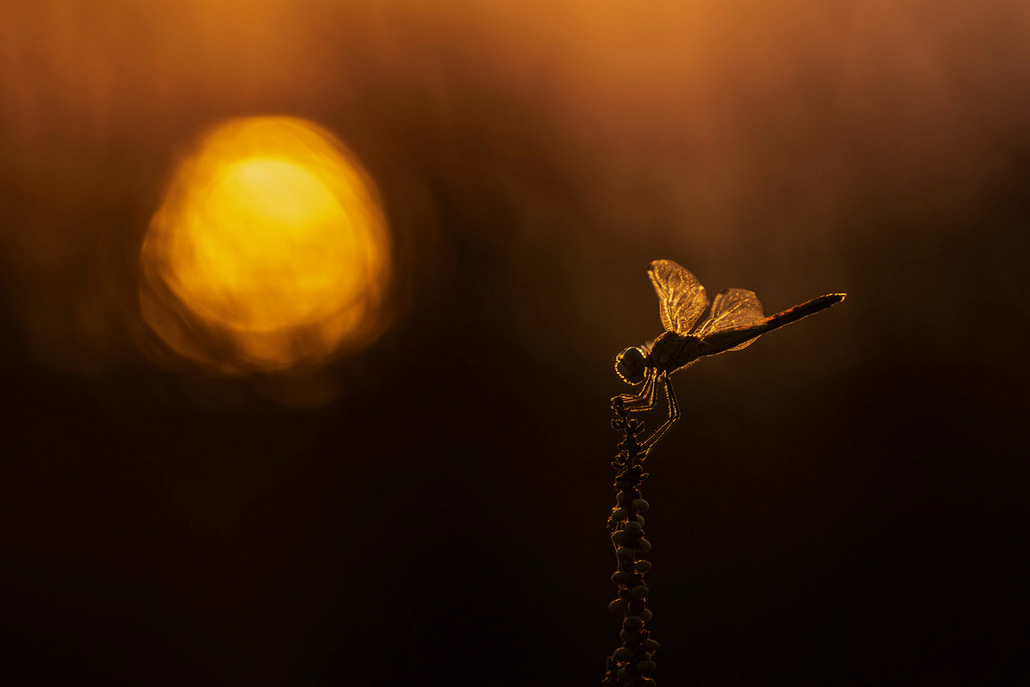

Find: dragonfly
[614,259,845,455]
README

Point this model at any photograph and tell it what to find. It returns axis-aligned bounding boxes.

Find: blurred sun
[140,117,391,372]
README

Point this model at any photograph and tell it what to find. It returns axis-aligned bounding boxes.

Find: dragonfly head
[615,347,647,385]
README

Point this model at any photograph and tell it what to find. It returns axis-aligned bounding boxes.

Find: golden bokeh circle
[140,117,391,372]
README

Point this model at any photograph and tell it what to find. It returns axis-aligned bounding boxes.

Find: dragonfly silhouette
[614,259,846,455]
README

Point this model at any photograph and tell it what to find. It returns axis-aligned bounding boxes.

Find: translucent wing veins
[647,259,709,334]
[694,287,766,352]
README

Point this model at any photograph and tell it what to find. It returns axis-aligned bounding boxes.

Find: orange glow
[140,117,391,372]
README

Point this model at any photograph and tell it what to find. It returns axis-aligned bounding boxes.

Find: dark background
[1,2,1026,684]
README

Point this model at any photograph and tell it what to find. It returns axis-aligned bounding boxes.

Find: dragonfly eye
[615,347,646,385]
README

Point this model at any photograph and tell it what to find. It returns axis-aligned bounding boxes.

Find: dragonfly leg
[638,376,680,456]
[614,369,658,412]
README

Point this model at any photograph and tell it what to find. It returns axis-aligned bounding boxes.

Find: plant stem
[603,397,659,686]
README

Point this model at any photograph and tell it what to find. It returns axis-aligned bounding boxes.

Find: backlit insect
[614,259,846,455]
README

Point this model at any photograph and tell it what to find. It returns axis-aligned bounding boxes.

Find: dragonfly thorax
[648,331,702,374]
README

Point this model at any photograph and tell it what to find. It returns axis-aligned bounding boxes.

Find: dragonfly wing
[647,259,709,334]
[695,287,766,353]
